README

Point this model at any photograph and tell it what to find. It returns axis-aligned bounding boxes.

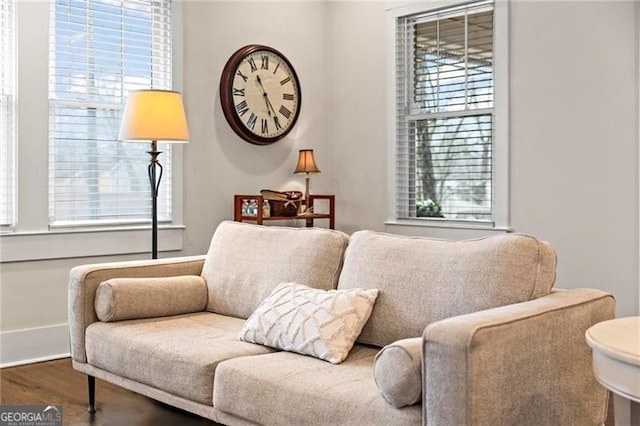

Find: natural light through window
[393,0,504,225]
[48,0,173,227]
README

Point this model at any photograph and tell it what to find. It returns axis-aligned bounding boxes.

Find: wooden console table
[234,194,335,229]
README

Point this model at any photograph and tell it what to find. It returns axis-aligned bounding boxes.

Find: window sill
[0,225,185,263]
[384,218,512,233]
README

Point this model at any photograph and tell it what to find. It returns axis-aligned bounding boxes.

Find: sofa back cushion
[202,221,349,319]
[337,231,556,347]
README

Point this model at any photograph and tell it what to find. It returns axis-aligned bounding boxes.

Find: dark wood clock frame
[219,45,302,145]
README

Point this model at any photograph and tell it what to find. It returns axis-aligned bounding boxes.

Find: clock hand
[264,94,278,118]
[255,75,270,115]
[256,75,278,117]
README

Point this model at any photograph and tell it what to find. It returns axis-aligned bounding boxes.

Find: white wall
[325,1,639,316]
[508,1,638,317]
[180,1,330,255]
[181,0,639,316]
[2,0,638,366]
[637,0,640,313]
[0,254,151,366]
[325,2,389,233]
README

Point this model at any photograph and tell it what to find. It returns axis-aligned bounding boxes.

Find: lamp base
[301,174,311,214]
[147,140,163,259]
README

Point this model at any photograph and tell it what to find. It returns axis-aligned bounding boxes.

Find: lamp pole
[118,90,189,260]
[147,140,163,259]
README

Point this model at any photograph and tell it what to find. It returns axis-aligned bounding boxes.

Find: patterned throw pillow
[238,282,379,364]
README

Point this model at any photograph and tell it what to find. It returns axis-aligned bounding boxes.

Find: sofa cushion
[239,282,378,364]
[201,221,349,319]
[85,312,276,405]
[374,337,422,408]
[95,276,207,322]
[337,231,556,346]
[214,345,421,425]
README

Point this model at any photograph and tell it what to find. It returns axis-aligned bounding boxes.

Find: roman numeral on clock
[261,118,269,134]
[247,112,257,130]
[279,105,292,119]
[261,55,269,70]
[273,115,282,131]
[282,93,294,101]
[235,100,249,117]
[280,76,291,86]
[233,88,245,97]
[236,70,248,82]
[248,57,258,72]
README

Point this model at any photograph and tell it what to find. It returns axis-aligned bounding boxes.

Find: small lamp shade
[118,89,190,143]
[294,149,321,174]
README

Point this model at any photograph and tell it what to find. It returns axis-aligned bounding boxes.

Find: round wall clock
[220,45,302,145]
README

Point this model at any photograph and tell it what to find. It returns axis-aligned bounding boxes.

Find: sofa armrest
[68,255,206,363]
[422,288,614,426]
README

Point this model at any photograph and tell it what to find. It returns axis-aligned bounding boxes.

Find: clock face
[220,45,301,145]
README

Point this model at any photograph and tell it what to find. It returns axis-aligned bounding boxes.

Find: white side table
[586,316,640,425]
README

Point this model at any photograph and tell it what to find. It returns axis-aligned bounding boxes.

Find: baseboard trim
[0,323,70,368]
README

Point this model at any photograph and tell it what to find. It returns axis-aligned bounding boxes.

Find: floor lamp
[118,89,190,259]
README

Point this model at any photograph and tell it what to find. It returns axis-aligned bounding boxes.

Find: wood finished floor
[1,356,617,426]
[0,357,219,426]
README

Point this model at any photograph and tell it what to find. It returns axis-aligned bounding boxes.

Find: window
[0,0,15,228]
[390,0,508,227]
[48,0,173,226]
[0,0,183,262]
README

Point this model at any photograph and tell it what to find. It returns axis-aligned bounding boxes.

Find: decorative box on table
[260,190,302,217]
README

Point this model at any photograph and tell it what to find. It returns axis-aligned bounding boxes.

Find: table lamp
[294,149,321,214]
[118,89,190,259]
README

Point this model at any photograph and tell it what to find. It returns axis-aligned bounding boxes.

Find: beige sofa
[68,221,614,425]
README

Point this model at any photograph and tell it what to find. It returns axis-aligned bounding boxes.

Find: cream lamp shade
[118,89,190,143]
[294,149,321,174]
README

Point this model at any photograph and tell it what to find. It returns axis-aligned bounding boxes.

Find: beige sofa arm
[68,255,206,363]
[422,288,614,426]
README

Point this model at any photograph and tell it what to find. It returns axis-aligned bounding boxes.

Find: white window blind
[0,0,15,228]
[48,0,173,226]
[395,0,494,222]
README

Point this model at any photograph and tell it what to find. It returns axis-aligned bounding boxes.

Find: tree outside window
[395,1,495,223]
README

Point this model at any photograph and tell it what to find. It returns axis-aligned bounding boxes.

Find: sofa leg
[88,375,96,413]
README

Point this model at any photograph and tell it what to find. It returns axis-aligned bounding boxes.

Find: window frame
[386,0,510,231]
[0,0,185,262]
[0,0,16,231]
